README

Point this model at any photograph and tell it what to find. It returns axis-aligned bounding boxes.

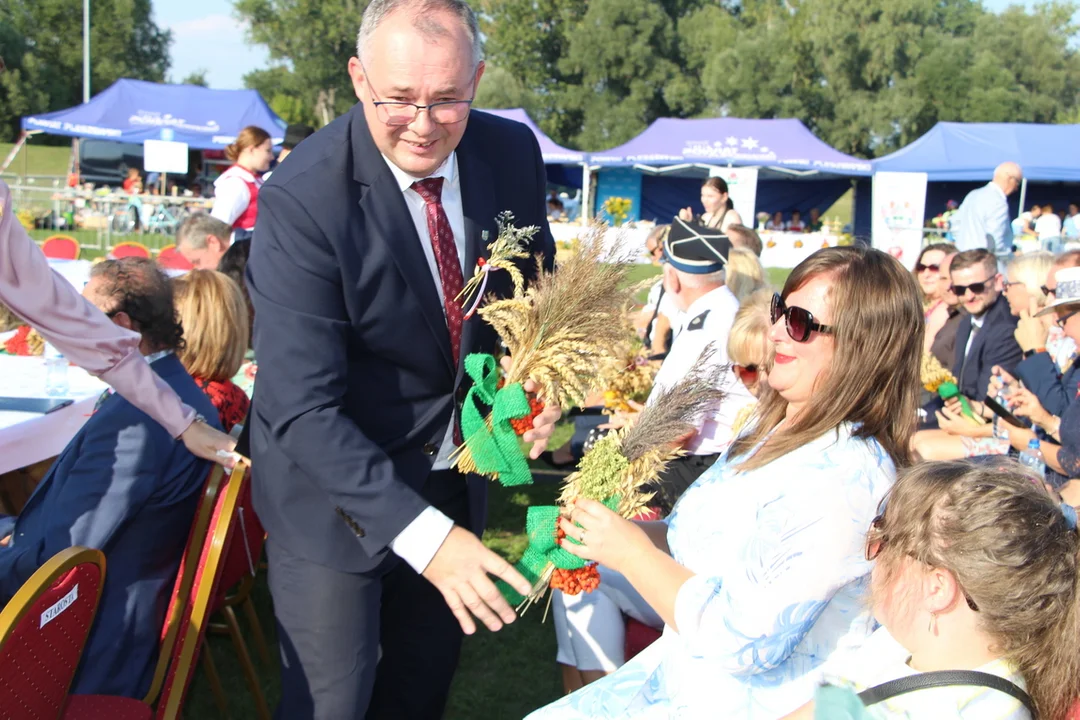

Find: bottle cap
[1029,439,1041,450]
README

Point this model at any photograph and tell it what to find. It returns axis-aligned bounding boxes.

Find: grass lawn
[0,142,71,179]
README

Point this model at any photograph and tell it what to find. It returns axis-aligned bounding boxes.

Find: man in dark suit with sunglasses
[948,248,1022,408]
[244,1,560,717]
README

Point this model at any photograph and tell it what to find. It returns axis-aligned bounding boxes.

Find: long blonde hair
[172,270,249,382]
[725,247,767,303]
[1006,251,1054,307]
[870,460,1080,720]
[727,246,923,471]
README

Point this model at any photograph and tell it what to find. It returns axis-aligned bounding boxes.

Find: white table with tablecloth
[759,231,841,268]
[549,222,655,261]
[0,355,108,475]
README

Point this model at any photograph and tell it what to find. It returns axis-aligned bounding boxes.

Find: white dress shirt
[381,152,468,573]
[1035,212,1063,241]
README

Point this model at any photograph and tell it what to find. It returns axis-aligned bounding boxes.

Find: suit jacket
[0,354,219,698]
[930,307,964,369]
[1016,350,1080,418]
[246,106,553,574]
[952,294,1023,400]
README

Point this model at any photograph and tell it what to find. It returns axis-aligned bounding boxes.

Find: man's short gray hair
[356,0,482,66]
[177,213,232,249]
[679,269,727,289]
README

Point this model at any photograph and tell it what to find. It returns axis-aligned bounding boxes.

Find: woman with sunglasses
[527,247,923,720]
[914,243,957,315]
[990,268,1080,496]
[783,460,1080,720]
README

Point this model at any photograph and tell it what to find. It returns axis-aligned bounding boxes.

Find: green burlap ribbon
[460,353,533,487]
[499,498,621,606]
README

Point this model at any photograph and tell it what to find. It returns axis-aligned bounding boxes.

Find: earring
[928,612,937,634]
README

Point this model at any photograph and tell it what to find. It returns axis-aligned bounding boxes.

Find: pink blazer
[0,180,195,437]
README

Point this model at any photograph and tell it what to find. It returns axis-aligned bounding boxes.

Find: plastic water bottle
[44,343,70,397]
[992,375,1010,441]
[1019,439,1047,478]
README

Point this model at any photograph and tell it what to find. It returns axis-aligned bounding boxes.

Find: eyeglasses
[361,61,475,126]
[950,279,994,297]
[1042,285,1056,298]
[1056,309,1080,328]
[771,293,833,343]
[865,515,979,612]
[915,263,940,273]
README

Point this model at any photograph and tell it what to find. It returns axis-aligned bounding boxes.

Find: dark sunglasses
[1057,309,1080,328]
[915,262,940,273]
[950,281,992,296]
[866,515,979,612]
[1042,285,1056,298]
[771,293,832,343]
[735,364,759,381]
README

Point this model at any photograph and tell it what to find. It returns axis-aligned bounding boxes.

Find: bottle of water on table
[1018,439,1046,478]
[44,343,70,397]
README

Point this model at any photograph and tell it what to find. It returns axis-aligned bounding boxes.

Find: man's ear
[110,311,135,333]
[208,235,224,253]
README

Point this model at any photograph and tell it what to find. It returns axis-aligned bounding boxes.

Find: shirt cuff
[389,506,455,573]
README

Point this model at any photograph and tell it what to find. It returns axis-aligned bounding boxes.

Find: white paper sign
[872,171,928,270]
[40,584,78,628]
[709,166,758,229]
[143,139,189,175]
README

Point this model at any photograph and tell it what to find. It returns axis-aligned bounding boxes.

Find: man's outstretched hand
[423,526,532,635]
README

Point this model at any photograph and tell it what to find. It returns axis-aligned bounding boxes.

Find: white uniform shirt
[379,152,468,574]
[1035,212,1062,241]
[647,285,754,456]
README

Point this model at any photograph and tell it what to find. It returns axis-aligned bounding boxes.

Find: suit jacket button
[423,442,438,456]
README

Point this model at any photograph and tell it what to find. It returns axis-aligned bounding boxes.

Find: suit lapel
[455,131,499,383]
[350,109,454,374]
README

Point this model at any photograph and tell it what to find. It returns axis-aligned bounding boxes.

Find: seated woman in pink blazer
[0,180,236,465]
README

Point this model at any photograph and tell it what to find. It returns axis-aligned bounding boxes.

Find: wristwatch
[1023,347,1046,359]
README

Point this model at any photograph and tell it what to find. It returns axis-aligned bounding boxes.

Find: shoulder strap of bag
[857,670,1037,718]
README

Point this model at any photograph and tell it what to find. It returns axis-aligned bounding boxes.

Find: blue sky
[154,0,1036,90]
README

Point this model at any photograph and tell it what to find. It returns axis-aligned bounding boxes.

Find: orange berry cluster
[550,564,601,595]
[509,394,545,436]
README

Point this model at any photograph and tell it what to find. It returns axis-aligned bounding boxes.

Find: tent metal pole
[581,163,590,222]
[83,0,91,103]
[0,131,28,175]
[1018,178,1028,219]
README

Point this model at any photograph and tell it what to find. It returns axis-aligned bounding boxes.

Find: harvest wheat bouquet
[599,333,659,414]
[503,353,726,610]
[921,351,983,425]
[451,215,638,487]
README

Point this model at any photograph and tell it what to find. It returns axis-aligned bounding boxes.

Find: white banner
[872,171,928,270]
[143,139,189,175]
[709,166,758,230]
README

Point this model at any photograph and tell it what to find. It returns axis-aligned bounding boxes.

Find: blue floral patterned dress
[526,422,895,720]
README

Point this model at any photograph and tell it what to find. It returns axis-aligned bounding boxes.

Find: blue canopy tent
[478,108,586,190]
[868,122,1080,237]
[21,79,286,149]
[589,117,872,224]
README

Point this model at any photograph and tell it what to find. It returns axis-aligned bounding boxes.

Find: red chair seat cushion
[624,617,663,661]
[62,695,153,720]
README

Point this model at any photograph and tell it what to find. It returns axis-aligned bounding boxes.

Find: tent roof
[22,79,286,150]
[872,122,1080,182]
[477,108,585,165]
[589,117,872,176]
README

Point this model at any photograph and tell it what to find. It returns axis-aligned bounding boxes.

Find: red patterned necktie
[411,177,465,367]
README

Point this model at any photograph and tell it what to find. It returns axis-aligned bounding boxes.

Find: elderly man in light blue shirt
[951,162,1023,258]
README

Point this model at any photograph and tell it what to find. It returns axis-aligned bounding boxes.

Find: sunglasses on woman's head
[865,514,979,612]
[915,262,940,273]
[771,293,833,343]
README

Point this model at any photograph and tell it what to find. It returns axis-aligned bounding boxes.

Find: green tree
[243,66,322,127]
[0,0,171,141]
[179,70,209,87]
[234,0,368,126]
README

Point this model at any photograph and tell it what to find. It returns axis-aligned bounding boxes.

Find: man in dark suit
[0,258,219,698]
[245,1,558,717]
[950,248,1023,401]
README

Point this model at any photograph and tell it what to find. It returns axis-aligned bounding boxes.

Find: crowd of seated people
[763,208,824,232]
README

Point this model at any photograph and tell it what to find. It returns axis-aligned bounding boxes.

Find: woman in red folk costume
[211,126,274,242]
